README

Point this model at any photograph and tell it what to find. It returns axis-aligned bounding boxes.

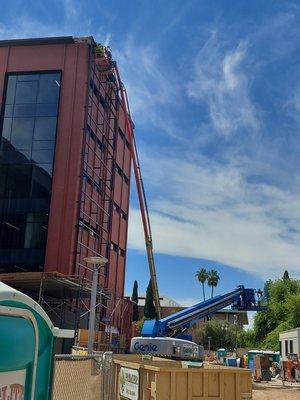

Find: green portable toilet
[0,282,58,399]
[217,348,227,363]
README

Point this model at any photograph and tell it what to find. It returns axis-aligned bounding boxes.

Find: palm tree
[195,268,208,301]
[207,269,220,298]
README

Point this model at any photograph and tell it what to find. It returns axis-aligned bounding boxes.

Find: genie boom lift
[114,50,265,361]
[131,285,264,360]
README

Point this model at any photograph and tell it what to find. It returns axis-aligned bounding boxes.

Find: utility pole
[208,336,211,353]
[84,256,108,354]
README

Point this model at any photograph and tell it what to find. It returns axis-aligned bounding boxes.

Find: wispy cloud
[0,1,106,41]
[114,36,185,139]
[187,34,259,136]
[128,152,300,279]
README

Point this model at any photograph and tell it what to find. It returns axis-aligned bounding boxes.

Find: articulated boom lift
[105,45,265,361]
[131,286,264,360]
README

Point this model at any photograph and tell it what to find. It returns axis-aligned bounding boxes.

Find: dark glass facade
[0,71,61,271]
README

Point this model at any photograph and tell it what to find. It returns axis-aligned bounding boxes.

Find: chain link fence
[51,352,114,400]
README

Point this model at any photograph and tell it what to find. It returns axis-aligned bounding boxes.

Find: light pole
[208,336,211,353]
[84,255,108,354]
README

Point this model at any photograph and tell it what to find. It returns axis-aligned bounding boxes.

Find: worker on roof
[95,43,105,56]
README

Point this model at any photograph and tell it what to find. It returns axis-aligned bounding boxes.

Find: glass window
[6,164,32,198]
[5,76,17,104]
[0,149,31,165]
[37,76,60,104]
[4,104,13,117]
[31,164,52,197]
[10,117,34,149]
[37,163,53,175]
[24,216,48,249]
[0,71,61,271]
[33,140,55,150]
[0,165,7,196]
[14,104,36,117]
[18,74,39,82]
[1,117,12,140]
[15,81,38,104]
[36,103,58,117]
[31,149,54,164]
[34,117,57,140]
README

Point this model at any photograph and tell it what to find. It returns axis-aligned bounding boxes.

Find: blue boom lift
[131,286,264,360]
[116,58,265,361]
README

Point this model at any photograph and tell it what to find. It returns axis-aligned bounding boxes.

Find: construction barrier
[113,355,252,400]
[52,353,114,400]
[282,360,300,382]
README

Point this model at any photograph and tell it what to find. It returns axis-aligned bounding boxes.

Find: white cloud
[175,297,201,307]
[0,2,107,42]
[63,0,78,18]
[128,153,300,279]
[114,36,183,139]
[187,36,259,136]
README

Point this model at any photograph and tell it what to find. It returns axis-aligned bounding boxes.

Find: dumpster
[113,355,252,400]
[0,282,58,399]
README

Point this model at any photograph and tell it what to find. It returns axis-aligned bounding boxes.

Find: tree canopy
[144,278,157,319]
[241,273,300,350]
[195,319,239,351]
[207,269,220,298]
[196,268,208,301]
[131,280,139,322]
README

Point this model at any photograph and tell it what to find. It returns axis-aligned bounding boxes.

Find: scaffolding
[0,271,113,344]
[70,41,121,338]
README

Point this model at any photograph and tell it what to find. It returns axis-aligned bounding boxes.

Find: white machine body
[130,337,204,361]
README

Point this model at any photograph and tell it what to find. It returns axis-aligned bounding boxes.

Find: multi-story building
[0,36,133,349]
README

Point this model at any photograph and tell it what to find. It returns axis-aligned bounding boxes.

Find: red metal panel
[111,210,120,244]
[123,146,131,177]
[121,182,129,211]
[0,47,9,104]
[116,257,125,297]
[118,111,126,136]
[116,134,124,167]
[113,173,122,206]
[108,249,118,293]
[7,44,66,71]
[119,218,127,250]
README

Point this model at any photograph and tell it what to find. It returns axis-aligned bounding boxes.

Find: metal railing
[51,352,114,400]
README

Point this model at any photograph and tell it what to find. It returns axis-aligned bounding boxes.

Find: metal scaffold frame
[73,41,124,343]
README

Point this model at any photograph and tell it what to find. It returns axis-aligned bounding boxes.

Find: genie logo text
[133,341,158,352]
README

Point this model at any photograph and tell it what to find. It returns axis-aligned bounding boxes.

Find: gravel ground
[252,381,300,400]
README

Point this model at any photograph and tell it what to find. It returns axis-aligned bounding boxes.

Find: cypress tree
[283,270,290,281]
[131,280,139,322]
[144,278,157,319]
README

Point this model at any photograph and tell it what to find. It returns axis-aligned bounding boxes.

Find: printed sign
[119,367,139,400]
[0,369,26,400]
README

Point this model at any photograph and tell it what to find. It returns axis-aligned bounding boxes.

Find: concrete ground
[252,381,300,400]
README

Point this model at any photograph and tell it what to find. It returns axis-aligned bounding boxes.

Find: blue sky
[1,0,300,311]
